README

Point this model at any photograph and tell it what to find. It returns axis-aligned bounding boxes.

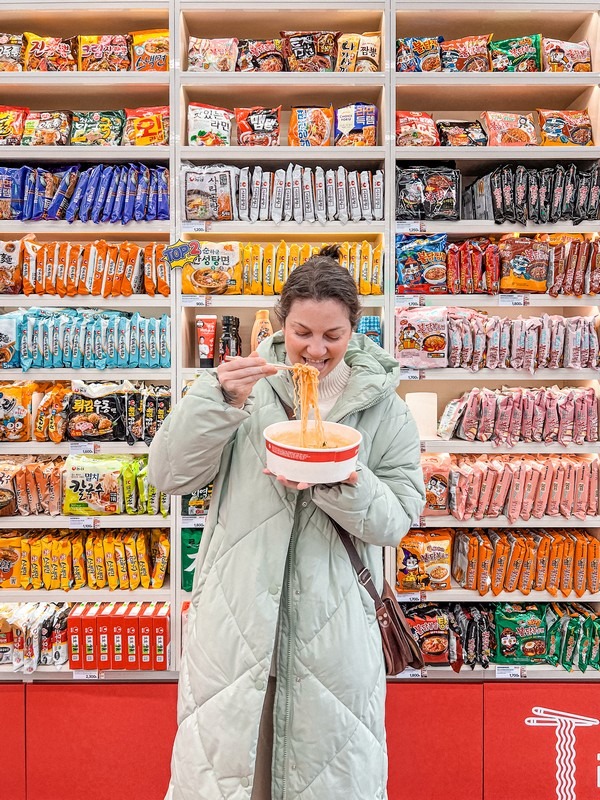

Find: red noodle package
[395,111,439,146]
[235,106,281,146]
[481,111,538,146]
[421,454,451,516]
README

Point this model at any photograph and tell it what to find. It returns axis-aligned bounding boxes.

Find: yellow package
[103,533,119,590]
[274,241,288,294]
[150,529,170,589]
[348,242,360,287]
[181,241,243,295]
[50,536,61,590]
[0,382,33,442]
[58,536,72,591]
[336,33,361,71]
[311,245,321,256]
[85,532,97,589]
[242,243,253,294]
[130,30,169,72]
[299,243,311,266]
[250,244,263,295]
[359,240,373,295]
[122,459,139,515]
[371,242,383,295]
[136,532,151,589]
[114,533,130,590]
[0,535,21,588]
[338,242,350,273]
[41,533,53,591]
[123,533,141,590]
[288,243,301,274]
[30,535,43,589]
[20,536,31,590]
[71,533,86,590]
[93,534,107,589]
[63,455,124,516]
[262,243,276,296]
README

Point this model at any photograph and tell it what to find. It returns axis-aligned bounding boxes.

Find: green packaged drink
[181,528,203,592]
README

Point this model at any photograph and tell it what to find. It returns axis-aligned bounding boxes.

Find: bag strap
[278,399,384,612]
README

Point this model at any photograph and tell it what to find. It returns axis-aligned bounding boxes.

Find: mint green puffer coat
[148,333,425,800]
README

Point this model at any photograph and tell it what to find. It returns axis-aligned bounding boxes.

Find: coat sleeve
[147,371,249,495]
[310,402,425,548]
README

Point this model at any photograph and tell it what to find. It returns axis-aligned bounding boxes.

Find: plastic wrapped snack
[441,34,491,72]
[187,37,238,71]
[24,33,76,71]
[396,233,447,294]
[188,103,233,146]
[0,33,24,71]
[396,111,439,146]
[130,29,169,71]
[0,106,29,145]
[122,106,170,146]
[499,238,550,292]
[537,108,594,146]
[437,120,487,146]
[396,37,442,72]
[77,34,131,71]
[70,111,125,146]
[63,455,126,515]
[21,111,70,146]
[235,106,281,146]
[481,111,538,146]
[236,38,285,71]
[490,35,541,72]
[280,30,340,72]
[395,306,448,368]
[542,37,592,72]
[356,33,381,72]
[289,106,333,146]
[334,102,377,146]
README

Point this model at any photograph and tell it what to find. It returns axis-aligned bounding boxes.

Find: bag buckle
[357,567,371,586]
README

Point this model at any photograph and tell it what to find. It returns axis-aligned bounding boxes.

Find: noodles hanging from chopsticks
[291,363,326,448]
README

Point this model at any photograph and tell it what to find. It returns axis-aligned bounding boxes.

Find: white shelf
[419,514,599,528]
[0,222,171,235]
[181,72,384,87]
[1,442,149,455]
[181,294,383,309]
[395,72,600,87]
[403,368,600,382]
[397,584,600,604]
[0,515,169,530]
[0,369,172,381]
[396,221,600,235]
[387,665,596,681]
[421,438,600,455]
[180,145,385,162]
[181,0,384,7]
[0,146,170,162]
[0,666,178,683]
[0,295,170,309]
[180,221,385,235]
[0,73,169,88]
[0,584,171,603]
[395,146,600,161]
[3,0,169,8]
[396,294,600,308]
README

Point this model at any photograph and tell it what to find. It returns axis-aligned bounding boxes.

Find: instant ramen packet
[24,33,76,71]
[236,38,285,72]
[537,108,594,146]
[437,119,487,146]
[396,37,442,72]
[499,238,549,292]
[0,106,29,145]
[440,34,491,72]
[63,455,125,516]
[77,34,131,71]
[235,106,281,146]
[0,33,24,71]
[187,37,238,71]
[334,102,377,146]
[289,106,333,146]
[188,103,233,146]
[122,106,170,146]
[494,603,547,664]
[481,111,538,146]
[22,111,70,146]
[395,111,439,146]
[395,306,448,368]
[356,32,381,72]
[129,29,169,71]
[490,35,541,72]
[70,110,125,146]
[542,37,592,72]
[280,30,340,72]
[396,233,447,294]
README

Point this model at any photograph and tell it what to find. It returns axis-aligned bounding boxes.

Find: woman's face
[282,298,353,379]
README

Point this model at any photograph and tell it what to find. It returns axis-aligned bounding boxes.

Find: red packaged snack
[235,106,281,146]
[475,461,499,520]
[122,106,170,146]
[538,108,594,147]
[487,460,512,517]
[440,34,491,72]
[521,461,543,521]
[280,31,340,72]
[542,38,592,73]
[236,39,285,72]
[395,111,439,146]
[0,105,29,145]
[446,243,460,293]
[24,33,76,71]
[481,111,538,146]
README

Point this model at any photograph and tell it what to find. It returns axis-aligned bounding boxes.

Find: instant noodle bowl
[538,108,594,146]
[264,420,361,484]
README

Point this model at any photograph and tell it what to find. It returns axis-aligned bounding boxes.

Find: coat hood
[257,331,400,420]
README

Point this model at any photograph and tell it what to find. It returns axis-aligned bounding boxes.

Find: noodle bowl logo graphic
[525,706,599,800]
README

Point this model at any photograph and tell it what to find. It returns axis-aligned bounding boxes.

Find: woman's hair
[275,244,362,329]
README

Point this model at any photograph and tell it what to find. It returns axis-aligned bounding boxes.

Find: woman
[149,247,425,800]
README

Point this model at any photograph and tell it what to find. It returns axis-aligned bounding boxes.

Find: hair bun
[318,243,342,262]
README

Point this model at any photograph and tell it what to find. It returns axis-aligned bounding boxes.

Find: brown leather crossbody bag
[278,400,423,675]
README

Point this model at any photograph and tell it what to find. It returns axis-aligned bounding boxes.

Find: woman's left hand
[263,468,358,491]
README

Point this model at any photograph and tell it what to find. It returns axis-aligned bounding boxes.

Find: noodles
[291,363,327,447]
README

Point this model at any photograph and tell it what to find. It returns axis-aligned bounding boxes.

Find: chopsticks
[224,355,293,371]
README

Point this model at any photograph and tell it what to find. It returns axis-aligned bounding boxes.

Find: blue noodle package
[156,166,169,220]
[101,166,121,223]
[0,311,22,369]
[23,168,37,221]
[122,163,139,225]
[83,318,95,369]
[134,164,150,222]
[70,317,83,369]
[159,314,170,367]
[91,165,113,224]
[129,312,140,368]
[31,170,47,221]
[147,317,159,368]
[65,169,91,223]
[0,168,12,221]
[79,163,103,223]
[47,165,80,220]
[116,316,129,367]
[110,166,129,223]
[396,233,448,294]
[137,317,149,368]
[93,318,106,370]
[106,315,118,368]
[146,168,158,221]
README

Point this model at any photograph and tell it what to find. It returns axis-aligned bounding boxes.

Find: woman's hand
[217,351,278,408]
[263,469,359,492]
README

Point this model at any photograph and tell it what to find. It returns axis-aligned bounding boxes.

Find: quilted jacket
[148,333,425,800]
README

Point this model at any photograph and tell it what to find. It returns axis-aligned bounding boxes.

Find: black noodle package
[396,166,460,221]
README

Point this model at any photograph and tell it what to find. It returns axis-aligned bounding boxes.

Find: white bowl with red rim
[264,420,362,484]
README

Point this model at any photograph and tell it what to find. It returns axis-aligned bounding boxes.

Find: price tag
[397,591,427,603]
[498,294,529,307]
[398,296,424,308]
[400,368,422,381]
[182,294,212,307]
[181,515,206,529]
[69,517,100,530]
[73,670,99,680]
[69,442,97,456]
[182,221,209,234]
[395,667,427,679]
[495,665,527,679]
[396,222,424,234]
[418,516,427,528]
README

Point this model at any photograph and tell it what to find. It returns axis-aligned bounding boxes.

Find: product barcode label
[498,294,529,307]
[182,295,212,307]
[396,222,424,234]
[402,296,424,308]
[400,369,422,381]
[181,515,207,529]
[396,667,427,679]
[69,517,101,530]
[495,665,527,679]
[69,442,98,455]
[73,670,99,680]
[397,591,426,603]
[182,221,208,233]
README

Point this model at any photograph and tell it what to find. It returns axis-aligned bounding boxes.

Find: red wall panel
[0,684,26,800]
[26,682,178,800]
[484,682,600,800]
[386,682,483,800]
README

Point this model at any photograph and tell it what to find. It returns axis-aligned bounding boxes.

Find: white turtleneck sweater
[316,358,352,418]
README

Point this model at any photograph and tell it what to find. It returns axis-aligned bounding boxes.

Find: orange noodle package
[440,34,491,72]
[122,106,170,146]
[130,30,169,71]
[289,106,333,146]
[0,106,29,145]
[24,33,76,71]
[481,111,538,146]
[77,34,131,71]
[542,38,592,72]
[537,108,594,146]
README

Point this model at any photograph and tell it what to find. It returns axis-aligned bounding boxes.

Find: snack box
[109,601,133,670]
[125,601,145,670]
[83,602,102,670]
[98,602,116,670]
[152,602,171,670]
[67,602,87,669]
[140,601,157,671]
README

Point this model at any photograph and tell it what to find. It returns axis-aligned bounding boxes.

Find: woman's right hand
[216,351,278,408]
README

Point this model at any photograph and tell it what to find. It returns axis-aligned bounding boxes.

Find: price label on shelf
[498,294,529,307]
[495,665,527,679]
[400,296,424,308]
[182,295,212,307]
[73,670,99,680]
[181,515,207,529]
[69,517,101,530]
[397,591,427,603]
[396,222,424,234]
[182,221,209,234]
[395,667,428,679]
[69,442,98,456]
[400,368,423,381]
[418,516,427,528]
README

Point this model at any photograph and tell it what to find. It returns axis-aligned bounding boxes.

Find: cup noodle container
[264,420,362,484]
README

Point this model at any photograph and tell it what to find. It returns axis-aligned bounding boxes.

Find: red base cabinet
[0,684,26,800]
[26,683,178,800]
[484,682,600,800]
[386,682,484,800]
